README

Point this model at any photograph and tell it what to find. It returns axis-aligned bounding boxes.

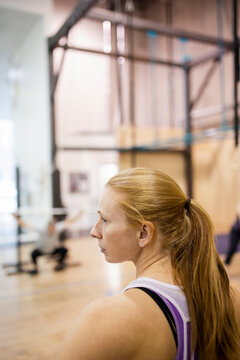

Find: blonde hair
[107,167,240,359]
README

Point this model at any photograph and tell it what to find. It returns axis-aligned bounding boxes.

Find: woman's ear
[138,221,155,248]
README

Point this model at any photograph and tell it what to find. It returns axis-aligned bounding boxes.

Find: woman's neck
[135,251,175,285]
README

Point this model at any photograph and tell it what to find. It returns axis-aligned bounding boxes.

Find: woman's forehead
[99,187,126,219]
[99,186,117,209]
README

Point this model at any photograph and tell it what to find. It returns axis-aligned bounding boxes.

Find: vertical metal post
[126,0,136,167]
[49,50,56,168]
[166,0,174,127]
[4,167,26,275]
[49,49,58,208]
[15,167,22,272]
[115,24,124,126]
[184,64,193,197]
[49,48,65,212]
[233,0,239,147]
[148,31,159,142]
[217,0,227,129]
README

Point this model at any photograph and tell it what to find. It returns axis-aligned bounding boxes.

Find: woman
[57,168,240,359]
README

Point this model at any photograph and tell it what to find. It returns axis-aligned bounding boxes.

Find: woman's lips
[100,246,106,253]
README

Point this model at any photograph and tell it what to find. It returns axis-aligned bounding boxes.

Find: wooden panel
[119,151,187,194]
[193,137,240,233]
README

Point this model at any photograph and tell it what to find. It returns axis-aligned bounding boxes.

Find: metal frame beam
[190,59,219,111]
[187,48,228,68]
[48,0,99,50]
[57,44,182,68]
[58,146,186,153]
[50,42,68,97]
[49,50,56,166]
[86,7,234,48]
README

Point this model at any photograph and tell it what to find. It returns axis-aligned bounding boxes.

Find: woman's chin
[105,256,123,264]
[105,257,116,263]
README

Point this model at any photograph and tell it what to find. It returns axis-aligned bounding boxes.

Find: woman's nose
[90,222,101,239]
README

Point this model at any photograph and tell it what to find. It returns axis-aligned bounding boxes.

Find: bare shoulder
[56,288,176,360]
[56,293,145,360]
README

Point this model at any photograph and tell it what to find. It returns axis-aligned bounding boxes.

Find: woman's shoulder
[80,291,146,332]
[57,289,176,360]
[56,293,144,360]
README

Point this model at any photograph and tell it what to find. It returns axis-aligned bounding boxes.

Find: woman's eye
[101,217,107,223]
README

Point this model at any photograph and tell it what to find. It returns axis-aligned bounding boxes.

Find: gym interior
[0,0,240,358]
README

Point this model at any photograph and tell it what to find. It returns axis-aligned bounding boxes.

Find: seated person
[13,211,82,274]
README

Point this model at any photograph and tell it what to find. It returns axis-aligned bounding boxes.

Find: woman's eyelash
[99,214,107,223]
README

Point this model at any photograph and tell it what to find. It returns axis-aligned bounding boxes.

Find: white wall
[0,59,11,120]
[3,13,51,225]
[57,150,118,231]
[11,15,52,214]
[0,0,53,233]
[0,0,52,34]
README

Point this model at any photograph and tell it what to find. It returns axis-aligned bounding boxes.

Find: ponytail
[172,200,240,359]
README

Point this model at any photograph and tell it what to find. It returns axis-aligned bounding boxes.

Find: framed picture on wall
[69,172,89,193]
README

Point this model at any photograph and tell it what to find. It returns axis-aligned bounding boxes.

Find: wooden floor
[0,237,240,360]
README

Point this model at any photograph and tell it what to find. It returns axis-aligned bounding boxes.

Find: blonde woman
[58,168,240,360]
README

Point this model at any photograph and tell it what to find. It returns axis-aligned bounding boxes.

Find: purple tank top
[122,277,197,360]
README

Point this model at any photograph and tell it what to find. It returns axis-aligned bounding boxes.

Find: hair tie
[184,197,191,212]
